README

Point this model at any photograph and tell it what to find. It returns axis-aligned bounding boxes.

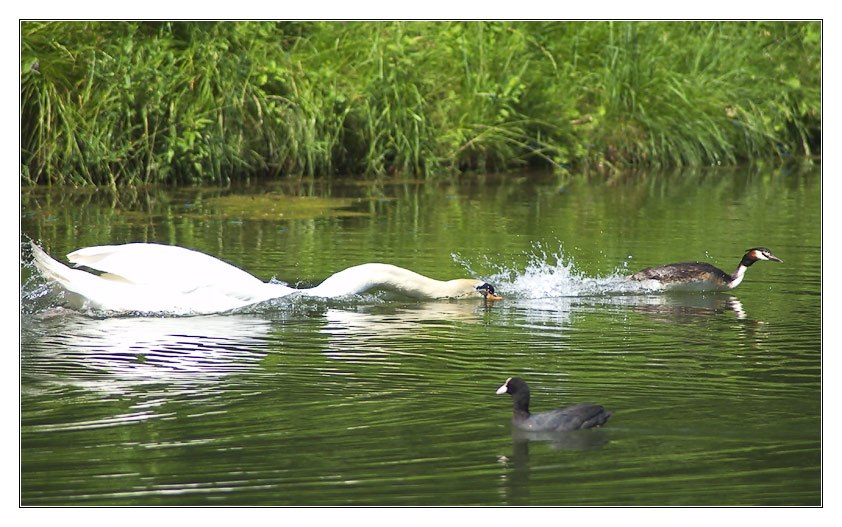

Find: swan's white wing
[67,243,266,290]
[33,243,295,314]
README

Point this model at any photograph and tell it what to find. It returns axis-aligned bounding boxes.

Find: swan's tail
[30,242,98,309]
[31,242,73,287]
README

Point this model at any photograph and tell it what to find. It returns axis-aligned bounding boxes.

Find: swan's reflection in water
[21,292,749,396]
[319,300,494,356]
[21,292,751,399]
[21,312,276,394]
[322,300,494,331]
[21,299,496,397]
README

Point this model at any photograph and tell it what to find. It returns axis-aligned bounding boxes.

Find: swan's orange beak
[477,283,504,300]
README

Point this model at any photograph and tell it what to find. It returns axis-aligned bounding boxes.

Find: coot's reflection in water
[497,428,613,504]
[510,427,612,452]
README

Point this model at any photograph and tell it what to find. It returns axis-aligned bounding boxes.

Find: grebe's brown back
[629,247,782,291]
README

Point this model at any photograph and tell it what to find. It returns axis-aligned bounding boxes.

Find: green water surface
[20,165,821,506]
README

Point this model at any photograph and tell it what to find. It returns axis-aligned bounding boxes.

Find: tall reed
[20,21,821,186]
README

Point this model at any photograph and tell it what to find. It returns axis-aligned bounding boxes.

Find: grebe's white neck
[726,264,750,290]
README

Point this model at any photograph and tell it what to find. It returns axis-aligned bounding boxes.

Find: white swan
[30,242,502,315]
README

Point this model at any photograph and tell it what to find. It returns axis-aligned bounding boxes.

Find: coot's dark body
[496,377,613,432]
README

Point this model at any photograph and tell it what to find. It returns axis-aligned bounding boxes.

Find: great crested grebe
[30,242,503,315]
[496,377,613,432]
[628,247,782,291]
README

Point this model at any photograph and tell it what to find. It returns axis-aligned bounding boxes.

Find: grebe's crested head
[745,247,783,263]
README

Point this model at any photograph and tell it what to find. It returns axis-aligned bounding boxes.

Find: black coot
[496,377,613,432]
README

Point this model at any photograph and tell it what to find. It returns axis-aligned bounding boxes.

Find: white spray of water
[454,242,661,299]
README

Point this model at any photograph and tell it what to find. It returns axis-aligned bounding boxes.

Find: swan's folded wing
[67,243,268,293]
[33,242,296,313]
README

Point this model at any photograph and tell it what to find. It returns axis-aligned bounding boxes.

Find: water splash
[20,240,69,316]
[454,241,660,299]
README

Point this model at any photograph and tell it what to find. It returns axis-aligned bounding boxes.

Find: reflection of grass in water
[202,194,370,220]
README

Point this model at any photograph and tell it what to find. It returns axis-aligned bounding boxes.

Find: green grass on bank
[20,21,821,186]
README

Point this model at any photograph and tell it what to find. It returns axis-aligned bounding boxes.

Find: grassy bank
[20,21,821,186]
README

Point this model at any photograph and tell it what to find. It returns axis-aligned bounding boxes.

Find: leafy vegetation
[20,21,821,186]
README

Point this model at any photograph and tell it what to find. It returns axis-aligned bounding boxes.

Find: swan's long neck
[302,263,481,299]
